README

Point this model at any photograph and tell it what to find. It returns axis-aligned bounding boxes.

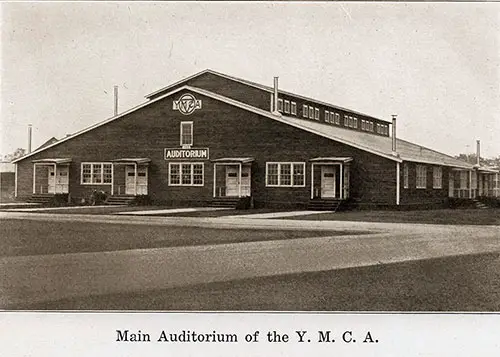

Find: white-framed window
[303,104,308,118]
[81,162,113,184]
[353,117,358,128]
[284,100,290,114]
[403,163,409,189]
[460,171,468,189]
[309,106,314,119]
[416,165,427,189]
[370,121,374,131]
[180,121,193,147]
[314,108,320,120]
[335,113,340,125]
[344,114,348,126]
[168,162,204,186]
[361,119,366,130]
[433,166,442,189]
[277,99,283,112]
[471,171,477,190]
[291,102,297,115]
[266,162,305,187]
[325,110,330,123]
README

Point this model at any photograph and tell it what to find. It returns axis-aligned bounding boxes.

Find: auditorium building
[12,69,499,209]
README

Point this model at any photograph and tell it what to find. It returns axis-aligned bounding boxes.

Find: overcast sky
[2,2,499,158]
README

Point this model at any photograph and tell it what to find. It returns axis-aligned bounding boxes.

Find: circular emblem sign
[173,93,202,115]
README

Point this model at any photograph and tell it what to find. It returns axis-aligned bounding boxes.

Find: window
[460,171,467,189]
[81,163,112,184]
[433,167,442,189]
[266,162,305,187]
[293,164,305,186]
[361,119,366,130]
[344,115,348,126]
[284,100,290,114]
[370,121,374,131]
[169,163,204,186]
[416,165,427,189]
[325,110,330,123]
[314,108,320,120]
[303,104,308,118]
[335,113,340,125]
[180,121,193,147]
[403,163,409,189]
[278,99,283,112]
[291,102,297,115]
[353,117,358,128]
[309,106,314,119]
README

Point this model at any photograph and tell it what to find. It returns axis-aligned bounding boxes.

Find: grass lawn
[0,219,366,257]
[0,205,175,215]
[23,252,500,311]
[288,208,500,225]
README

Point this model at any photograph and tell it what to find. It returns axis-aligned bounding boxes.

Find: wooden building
[12,69,499,208]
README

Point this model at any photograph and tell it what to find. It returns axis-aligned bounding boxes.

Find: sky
[1,1,499,158]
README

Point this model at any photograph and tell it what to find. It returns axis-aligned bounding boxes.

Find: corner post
[396,162,400,205]
[134,163,138,196]
[213,163,216,198]
[238,163,242,198]
[32,163,36,194]
[310,163,314,199]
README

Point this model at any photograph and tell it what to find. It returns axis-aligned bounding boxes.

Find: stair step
[105,195,137,206]
[210,197,243,208]
[308,199,344,211]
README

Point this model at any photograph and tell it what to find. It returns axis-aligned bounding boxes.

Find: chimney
[273,76,280,114]
[114,85,119,116]
[476,140,481,167]
[391,114,397,155]
[28,124,32,153]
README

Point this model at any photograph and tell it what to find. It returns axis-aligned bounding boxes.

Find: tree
[2,148,26,162]
[455,153,500,167]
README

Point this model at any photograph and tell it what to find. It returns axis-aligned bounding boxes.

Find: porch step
[105,195,137,206]
[27,194,54,204]
[472,199,490,209]
[210,197,242,208]
[308,199,344,211]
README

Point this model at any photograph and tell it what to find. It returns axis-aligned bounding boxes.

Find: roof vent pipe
[476,140,481,167]
[391,114,397,155]
[273,76,280,115]
[28,124,32,153]
[114,85,119,116]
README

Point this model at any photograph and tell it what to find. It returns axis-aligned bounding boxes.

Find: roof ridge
[146,68,390,123]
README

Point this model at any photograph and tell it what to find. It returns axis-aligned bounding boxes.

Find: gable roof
[146,69,390,123]
[13,84,473,170]
[35,137,59,151]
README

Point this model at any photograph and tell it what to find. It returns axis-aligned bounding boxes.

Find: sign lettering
[164,148,209,160]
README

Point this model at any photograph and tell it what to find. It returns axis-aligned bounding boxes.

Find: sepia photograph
[1,0,499,321]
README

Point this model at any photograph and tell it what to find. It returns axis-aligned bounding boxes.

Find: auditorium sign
[173,93,202,115]
[164,148,209,160]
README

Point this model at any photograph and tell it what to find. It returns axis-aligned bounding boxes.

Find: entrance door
[321,166,336,198]
[225,166,239,197]
[47,166,56,194]
[225,166,251,197]
[125,165,148,195]
[241,166,251,196]
[55,166,69,193]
